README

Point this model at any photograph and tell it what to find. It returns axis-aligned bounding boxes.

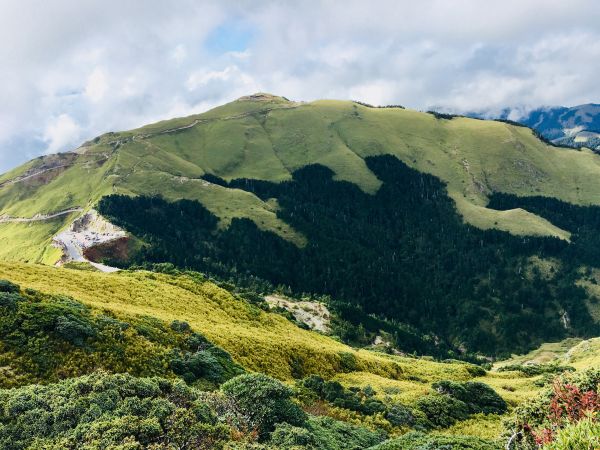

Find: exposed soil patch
[265,295,331,333]
[0,153,78,189]
[84,236,130,263]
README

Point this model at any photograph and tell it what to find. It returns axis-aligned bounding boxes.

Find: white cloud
[0,0,600,171]
[172,45,187,64]
[85,68,109,102]
[186,65,259,96]
[43,114,81,154]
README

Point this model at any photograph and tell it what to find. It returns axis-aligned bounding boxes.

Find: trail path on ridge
[0,208,83,223]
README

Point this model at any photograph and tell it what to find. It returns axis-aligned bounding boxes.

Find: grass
[4,94,600,262]
[0,262,598,442]
[0,262,455,381]
[0,217,71,263]
[493,336,600,372]
[439,414,504,441]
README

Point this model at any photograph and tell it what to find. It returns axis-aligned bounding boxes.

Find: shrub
[298,376,386,416]
[371,431,500,449]
[170,320,191,333]
[0,292,21,310]
[0,279,19,293]
[270,423,315,447]
[221,373,306,440]
[170,349,224,383]
[511,368,600,448]
[270,416,386,450]
[543,417,600,450]
[0,287,242,388]
[0,372,230,450]
[54,314,97,347]
[498,363,574,377]
[433,380,507,415]
[338,352,358,372]
[385,403,416,428]
[465,364,487,377]
[416,394,469,428]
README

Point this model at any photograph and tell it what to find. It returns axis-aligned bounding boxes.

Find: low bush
[0,372,230,450]
[0,279,19,293]
[433,380,507,415]
[371,431,501,449]
[498,363,575,377]
[416,394,469,428]
[0,286,243,388]
[385,403,416,428]
[510,368,600,449]
[270,416,386,450]
[221,373,307,440]
[298,375,386,416]
[543,417,600,450]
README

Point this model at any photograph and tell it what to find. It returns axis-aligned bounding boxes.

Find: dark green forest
[97,155,600,357]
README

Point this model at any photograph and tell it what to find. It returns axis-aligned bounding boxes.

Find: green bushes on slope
[270,416,386,450]
[0,280,242,388]
[432,380,508,415]
[0,371,389,449]
[298,375,386,416]
[220,373,306,439]
[0,372,230,450]
[370,431,501,450]
[415,380,506,429]
[507,368,600,449]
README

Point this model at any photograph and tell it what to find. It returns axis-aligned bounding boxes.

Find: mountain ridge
[465,103,600,151]
[3,93,600,264]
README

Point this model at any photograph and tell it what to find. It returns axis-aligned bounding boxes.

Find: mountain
[2,93,600,358]
[470,104,600,151]
[2,93,600,448]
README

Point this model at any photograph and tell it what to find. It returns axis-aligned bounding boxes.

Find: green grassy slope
[3,93,600,262]
[0,261,480,383]
[3,261,598,444]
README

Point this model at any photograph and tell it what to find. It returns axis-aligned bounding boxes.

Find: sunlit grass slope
[0,262,467,382]
[4,93,600,261]
[495,336,600,372]
[1,262,599,442]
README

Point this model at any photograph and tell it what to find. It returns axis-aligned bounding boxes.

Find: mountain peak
[236,92,290,103]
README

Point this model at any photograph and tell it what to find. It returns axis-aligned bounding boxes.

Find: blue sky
[205,21,255,54]
[1,0,600,172]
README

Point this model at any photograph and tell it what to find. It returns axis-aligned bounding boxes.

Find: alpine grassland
[5,94,600,262]
[0,261,471,381]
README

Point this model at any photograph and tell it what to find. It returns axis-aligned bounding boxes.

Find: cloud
[85,68,109,102]
[43,114,81,154]
[0,0,599,171]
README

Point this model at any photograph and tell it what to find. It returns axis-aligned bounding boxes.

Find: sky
[1,0,600,172]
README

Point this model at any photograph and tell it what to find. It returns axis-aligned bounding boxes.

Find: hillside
[0,262,598,448]
[1,93,600,445]
[7,93,600,263]
[3,94,600,357]
[0,263,598,448]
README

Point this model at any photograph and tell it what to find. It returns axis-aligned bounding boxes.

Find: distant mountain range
[468,104,600,151]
